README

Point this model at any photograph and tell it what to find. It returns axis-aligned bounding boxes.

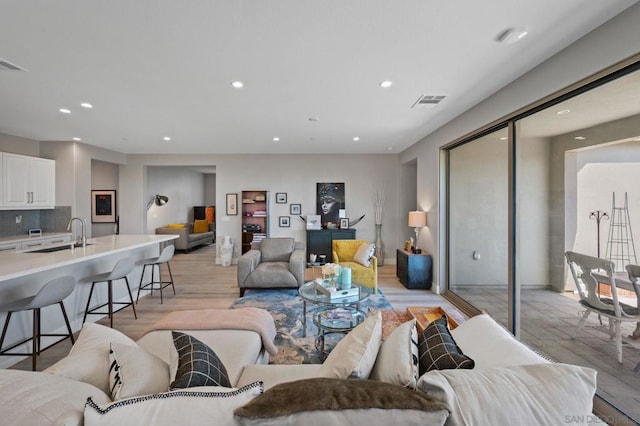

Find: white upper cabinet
[1,152,55,209]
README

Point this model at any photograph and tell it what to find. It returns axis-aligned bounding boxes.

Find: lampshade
[408,211,427,228]
[146,194,169,210]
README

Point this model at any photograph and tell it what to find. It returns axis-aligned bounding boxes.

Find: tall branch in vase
[374,188,385,266]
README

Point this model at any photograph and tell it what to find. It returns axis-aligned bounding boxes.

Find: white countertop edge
[0,234,178,282]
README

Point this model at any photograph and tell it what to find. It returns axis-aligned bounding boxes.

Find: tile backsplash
[0,206,71,238]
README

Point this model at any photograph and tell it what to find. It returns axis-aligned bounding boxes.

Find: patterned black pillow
[170,331,231,389]
[418,316,474,375]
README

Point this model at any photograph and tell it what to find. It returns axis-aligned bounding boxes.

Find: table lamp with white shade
[408,211,427,252]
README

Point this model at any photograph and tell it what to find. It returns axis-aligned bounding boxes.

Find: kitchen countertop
[0,234,177,282]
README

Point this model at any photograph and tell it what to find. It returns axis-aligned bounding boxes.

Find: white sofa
[0,313,598,426]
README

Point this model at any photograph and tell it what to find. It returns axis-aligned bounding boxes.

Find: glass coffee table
[298,281,373,358]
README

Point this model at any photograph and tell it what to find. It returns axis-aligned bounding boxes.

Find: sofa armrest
[156,227,189,250]
[289,247,306,285]
[332,249,339,263]
[237,249,261,286]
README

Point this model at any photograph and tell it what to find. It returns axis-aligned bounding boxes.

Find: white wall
[119,154,399,263]
[0,133,39,157]
[40,141,126,238]
[91,159,119,237]
[572,142,640,272]
[449,135,509,286]
[400,3,640,293]
[204,174,216,206]
[146,166,206,233]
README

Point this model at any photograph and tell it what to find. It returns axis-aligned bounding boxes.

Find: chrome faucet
[67,217,87,247]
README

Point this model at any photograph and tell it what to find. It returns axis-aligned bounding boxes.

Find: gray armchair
[237,238,306,297]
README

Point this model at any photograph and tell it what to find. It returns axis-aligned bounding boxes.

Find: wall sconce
[408,211,427,252]
[146,194,169,210]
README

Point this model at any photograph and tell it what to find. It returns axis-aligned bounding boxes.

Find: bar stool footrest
[85,301,135,317]
[0,334,73,356]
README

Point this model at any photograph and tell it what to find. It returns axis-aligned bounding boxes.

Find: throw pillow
[0,369,110,426]
[84,381,263,426]
[109,342,170,400]
[320,310,382,379]
[192,219,208,233]
[167,223,186,229]
[370,319,420,388]
[418,315,474,375]
[416,363,597,426]
[44,322,137,394]
[170,331,231,389]
[233,378,448,426]
[353,242,375,267]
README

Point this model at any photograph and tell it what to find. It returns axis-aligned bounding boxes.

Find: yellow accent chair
[332,239,378,293]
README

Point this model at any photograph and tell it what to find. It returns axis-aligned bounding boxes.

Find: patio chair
[624,264,640,373]
[565,251,640,365]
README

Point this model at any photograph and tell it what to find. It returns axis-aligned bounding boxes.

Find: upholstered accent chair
[237,238,306,297]
[332,239,377,293]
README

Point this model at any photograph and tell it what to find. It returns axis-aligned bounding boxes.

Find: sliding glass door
[445,64,640,423]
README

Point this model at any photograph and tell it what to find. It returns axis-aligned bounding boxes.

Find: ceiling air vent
[0,58,27,72]
[412,95,446,108]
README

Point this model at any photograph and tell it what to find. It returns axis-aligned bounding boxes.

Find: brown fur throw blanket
[234,378,447,419]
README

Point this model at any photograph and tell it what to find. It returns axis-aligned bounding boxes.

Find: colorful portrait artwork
[316,183,345,227]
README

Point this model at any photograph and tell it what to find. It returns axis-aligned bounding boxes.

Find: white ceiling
[0,1,637,155]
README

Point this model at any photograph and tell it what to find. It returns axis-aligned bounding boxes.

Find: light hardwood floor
[10,243,453,371]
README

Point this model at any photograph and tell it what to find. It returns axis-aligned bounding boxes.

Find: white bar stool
[83,257,137,328]
[136,245,176,304]
[0,275,76,371]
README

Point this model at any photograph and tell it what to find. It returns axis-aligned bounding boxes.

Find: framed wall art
[340,218,349,229]
[91,190,116,223]
[276,193,287,203]
[317,182,345,227]
[279,216,290,227]
[290,204,301,215]
[226,193,238,215]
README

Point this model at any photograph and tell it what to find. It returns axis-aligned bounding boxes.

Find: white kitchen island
[0,234,178,369]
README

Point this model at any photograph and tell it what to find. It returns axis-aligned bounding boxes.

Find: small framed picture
[276,193,287,203]
[339,218,349,229]
[226,193,238,215]
[279,216,290,227]
[290,204,301,215]
[91,190,116,223]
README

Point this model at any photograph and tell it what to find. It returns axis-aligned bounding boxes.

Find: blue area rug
[230,289,392,364]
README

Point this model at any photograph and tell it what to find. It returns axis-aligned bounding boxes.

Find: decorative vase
[375,224,384,266]
[220,236,233,267]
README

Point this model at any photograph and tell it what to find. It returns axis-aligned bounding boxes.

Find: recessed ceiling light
[72,137,81,141]
[231,81,244,89]
[163,136,171,141]
[574,136,586,140]
[80,102,93,108]
[273,137,280,142]
[387,147,393,151]
[353,137,360,142]
[500,137,507,140]
[379,81,392,88]
[495,27,529,44]
[59,108,71,114]
[557,109,571,115]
